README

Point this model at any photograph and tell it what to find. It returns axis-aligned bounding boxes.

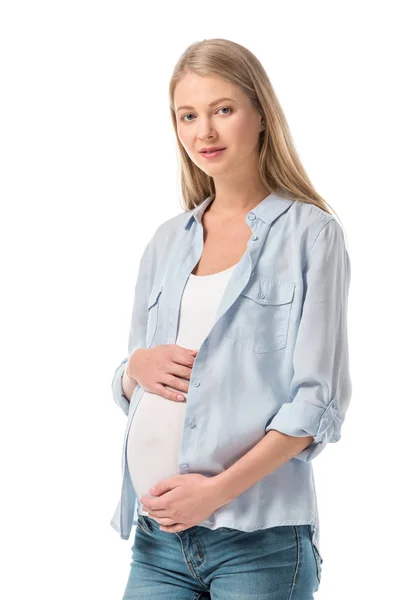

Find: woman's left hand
[139,473,222,533]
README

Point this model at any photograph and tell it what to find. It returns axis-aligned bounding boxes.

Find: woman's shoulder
[290,198,343,242]
[147,209,193,258]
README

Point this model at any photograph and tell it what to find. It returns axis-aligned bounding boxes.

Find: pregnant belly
[127,389,187,515]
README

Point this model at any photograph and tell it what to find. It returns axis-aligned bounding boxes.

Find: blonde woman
[110,38,352,599]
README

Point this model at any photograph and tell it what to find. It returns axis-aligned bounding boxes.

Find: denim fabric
[122,516,322,598]
[110,190,352,566]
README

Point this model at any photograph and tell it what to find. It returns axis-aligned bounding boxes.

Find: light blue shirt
[109,190,352,561]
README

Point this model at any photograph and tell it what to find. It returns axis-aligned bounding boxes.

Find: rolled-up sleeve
[111,235,154,416]
[265,217,352,462]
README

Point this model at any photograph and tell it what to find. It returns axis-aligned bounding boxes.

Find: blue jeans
[122,515,322,599]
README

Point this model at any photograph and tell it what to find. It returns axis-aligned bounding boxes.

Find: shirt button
[193,380,200,387]
[204,338,209,346]
[248,212,256,220]
[181,464,189,470]
[188,420,195,428]
[251,234,258,240]
[258,291,265,299]
[332,401,339,410]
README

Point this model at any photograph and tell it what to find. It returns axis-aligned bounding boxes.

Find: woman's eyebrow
[176,97,237,112]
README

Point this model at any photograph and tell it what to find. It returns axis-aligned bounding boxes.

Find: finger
[168,362,193,381]
[174,352,197,368]
[147,508,168,516]
[163,374,191,394]
[175,345,198,356]
[152,383,187,402]
[148,513,175,525]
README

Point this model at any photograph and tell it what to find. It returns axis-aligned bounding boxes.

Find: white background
[1,1,399,598]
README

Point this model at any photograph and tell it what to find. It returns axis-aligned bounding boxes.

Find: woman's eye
[181,107,232,122]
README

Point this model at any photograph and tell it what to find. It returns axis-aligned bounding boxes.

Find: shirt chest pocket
[146,283,163,348]
[226,276,295,353]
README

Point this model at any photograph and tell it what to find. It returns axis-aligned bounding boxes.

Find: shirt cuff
[111,358,130,416]
[265,397,341,462]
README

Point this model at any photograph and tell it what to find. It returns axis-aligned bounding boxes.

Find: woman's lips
[199,148,226,159]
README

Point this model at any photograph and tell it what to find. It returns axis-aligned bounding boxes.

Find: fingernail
[177,394,185,400]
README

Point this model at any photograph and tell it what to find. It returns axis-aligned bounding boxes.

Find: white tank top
[126,262,239,516]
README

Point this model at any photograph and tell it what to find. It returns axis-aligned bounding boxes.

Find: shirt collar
[183,191,295,229]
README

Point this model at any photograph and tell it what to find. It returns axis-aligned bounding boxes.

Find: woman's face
[174,72,263,179]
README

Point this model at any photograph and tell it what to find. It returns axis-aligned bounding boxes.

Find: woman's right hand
[126,345,198,402]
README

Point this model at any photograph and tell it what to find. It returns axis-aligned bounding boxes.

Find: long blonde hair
[169,38,342,225]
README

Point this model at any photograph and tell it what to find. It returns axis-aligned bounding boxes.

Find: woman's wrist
[122,360,138,400]
[126,349,141,382]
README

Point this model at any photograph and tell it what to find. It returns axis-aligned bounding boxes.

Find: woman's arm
[264,217,352,462]
[121,367,138,403]
[111,235,154,416]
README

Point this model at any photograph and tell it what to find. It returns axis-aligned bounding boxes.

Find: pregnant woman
[110,38,352,599]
